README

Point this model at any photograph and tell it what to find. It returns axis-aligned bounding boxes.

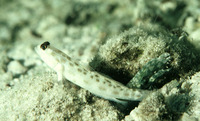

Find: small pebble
[7,60,27,75]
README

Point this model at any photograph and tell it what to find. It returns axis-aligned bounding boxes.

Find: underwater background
[0,0,200,120]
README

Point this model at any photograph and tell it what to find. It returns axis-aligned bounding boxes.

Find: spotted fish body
[35,41,150,104]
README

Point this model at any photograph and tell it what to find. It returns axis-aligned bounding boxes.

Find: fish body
[35,41,149,104]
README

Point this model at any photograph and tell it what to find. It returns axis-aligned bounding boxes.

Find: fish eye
[40,41,50,50]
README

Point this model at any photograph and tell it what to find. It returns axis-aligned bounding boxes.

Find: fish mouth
[34,44,44,58]
[34,45,40,55]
